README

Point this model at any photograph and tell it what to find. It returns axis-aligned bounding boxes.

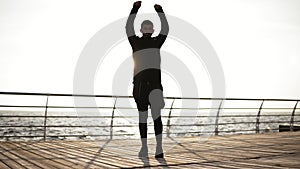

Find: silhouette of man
[125,1,169,158]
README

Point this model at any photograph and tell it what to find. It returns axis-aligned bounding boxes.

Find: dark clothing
[133,80,163,111]
[125,5,169,84]
[126,5,168,111]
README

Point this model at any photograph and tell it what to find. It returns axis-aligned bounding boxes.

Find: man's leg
[149,88,165,158]
[136,99,150,157]
[139,110,148,147]
[151,107,163,157]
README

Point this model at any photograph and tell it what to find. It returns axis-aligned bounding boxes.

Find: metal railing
[0,91,299,141]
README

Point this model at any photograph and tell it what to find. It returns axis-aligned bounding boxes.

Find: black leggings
[139,116,163,138]
[133,81,164,138]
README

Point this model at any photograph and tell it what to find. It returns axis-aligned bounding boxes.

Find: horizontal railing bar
[2,121,299,128]
[0,92,133,98]
[0,105,299,110]
[0,133,175,138]
[170,108,299,110]
[0,105,130,109]
[1,114,299,118]
[45,134,136,136]
[0,129,255,138]
[0,125,134,127]
[1,91,300,101]
[0,134,136,138]
[174,114,300,117]
[170,121,298,126]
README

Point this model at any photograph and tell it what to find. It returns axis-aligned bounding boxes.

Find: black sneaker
[155,152,164,158]
[138,146,148,157]
[155,146,164,158]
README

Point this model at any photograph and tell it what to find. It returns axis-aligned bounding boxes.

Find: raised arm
[154,4,169,35]
[125,1,141,38]
[154,4,169,47]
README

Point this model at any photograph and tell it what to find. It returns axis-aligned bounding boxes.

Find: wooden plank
[39,141,130,168]
[0,131,299,168]
[1,141,67,169]
[0,159,10,169]
[13,141,85,169]
[240,152,300,168]
[0,142,42,169]
[27,140,119,168]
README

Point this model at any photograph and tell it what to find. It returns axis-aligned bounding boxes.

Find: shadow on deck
[0,131,300,168]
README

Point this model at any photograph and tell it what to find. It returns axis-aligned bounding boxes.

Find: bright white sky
[1,0,300,100]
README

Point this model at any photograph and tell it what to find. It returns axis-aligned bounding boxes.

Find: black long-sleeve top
[125,5,169,84]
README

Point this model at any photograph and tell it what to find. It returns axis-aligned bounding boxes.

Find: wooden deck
[0,131,299,169]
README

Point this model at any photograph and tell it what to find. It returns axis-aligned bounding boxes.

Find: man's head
[140,20,154,38]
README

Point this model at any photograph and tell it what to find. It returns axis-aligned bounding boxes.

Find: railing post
[215,99,223,136]
[290,101,299,132]
[166,98,175,137]
[43,95,49,141]
[256,100,264,134]
[110,97,117,140]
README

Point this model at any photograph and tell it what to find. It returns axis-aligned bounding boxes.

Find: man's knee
[135,98,149,112]
[149,89,165,109]
[139,110,148,123]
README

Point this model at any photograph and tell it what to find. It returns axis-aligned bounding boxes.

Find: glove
[133,1,142,8]
[154,4,164,12]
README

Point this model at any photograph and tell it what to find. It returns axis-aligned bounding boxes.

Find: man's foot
[138,146,148,157]
[155,146,164,158]
[155,152,164,158]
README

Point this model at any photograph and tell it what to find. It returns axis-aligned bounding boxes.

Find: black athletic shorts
[133,80,164,111]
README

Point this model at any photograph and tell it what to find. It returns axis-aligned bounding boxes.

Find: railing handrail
[0,91,300,101]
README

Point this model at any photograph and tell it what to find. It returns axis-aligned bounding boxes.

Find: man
[125,1,169,158]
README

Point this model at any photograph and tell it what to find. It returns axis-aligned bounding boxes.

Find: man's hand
[154,4,163,12]
[133,1,142,8]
